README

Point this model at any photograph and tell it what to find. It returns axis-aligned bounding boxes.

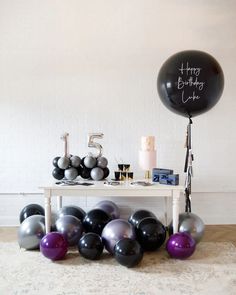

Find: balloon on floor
[56,215,83,246]
[114,238,143,268]
[94,200,120,220]
[128,209,156,228]
[40,232,68,261]
[166,232,196,259]
[18,215,46,250]
[83,209,112,235]
[78,233,104,260]
[135,217,166,251]
[19,204,45,223]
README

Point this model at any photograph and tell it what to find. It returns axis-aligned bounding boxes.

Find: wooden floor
[1,225,236,245]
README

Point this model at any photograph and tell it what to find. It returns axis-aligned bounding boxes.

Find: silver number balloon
[87,133,104,158]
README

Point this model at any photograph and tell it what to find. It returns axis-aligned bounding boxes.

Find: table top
[39,180,184,197]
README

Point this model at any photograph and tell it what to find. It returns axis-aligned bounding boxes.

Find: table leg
[57,196,62,210]
[172,190,180,234]
[44,189,52,234]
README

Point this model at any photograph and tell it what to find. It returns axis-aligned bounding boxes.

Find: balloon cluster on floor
[18,201,205,267]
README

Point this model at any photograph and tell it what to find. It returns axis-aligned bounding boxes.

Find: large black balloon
[136,217,166,251]
[83,209,112,235]
[78,233,104,260]
[57,206,86,222]
[128,209,156,228]
[157,50,224,118]
[19,204,45,223]
[114,238,143,268]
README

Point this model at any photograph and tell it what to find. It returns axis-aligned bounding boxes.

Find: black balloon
[77,166,81,176]
[81,157,85,166]
[157,50,224,118]
[19,204,45,223]
[103,167,110,179]
[78,233,104,260]
[128,210,156,228]
[83,209,112,235]
[52,156,60,168]
[57,206,86,222]
[52,168,64,180]
[114,238,143,268]
[80,166,91,179]
[136,217,166,251]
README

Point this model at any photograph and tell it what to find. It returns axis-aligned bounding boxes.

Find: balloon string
[184,119,193,213]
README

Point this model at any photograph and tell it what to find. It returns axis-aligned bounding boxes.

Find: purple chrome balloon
[40,232,68,260]
[94,200,120,219]
[166,232,196,259]
[55,215,83,246]
[101,219,136,254]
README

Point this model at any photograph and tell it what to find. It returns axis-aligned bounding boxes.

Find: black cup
[118,164,124,171]
[114,171,121,181]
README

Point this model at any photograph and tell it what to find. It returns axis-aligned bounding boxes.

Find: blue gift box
[152,168,174,182]
[159,174,179,185]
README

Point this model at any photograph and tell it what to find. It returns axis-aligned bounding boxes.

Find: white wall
[0,0,236,225]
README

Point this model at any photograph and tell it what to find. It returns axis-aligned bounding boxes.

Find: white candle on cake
[139,136,157,178]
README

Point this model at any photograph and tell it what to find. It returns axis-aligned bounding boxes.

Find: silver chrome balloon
[58,156,70,169]
[96,157,108,169]
[55,215,83,246]
[64,167,78,180]
[91,167,104,181]
[178,212,205,244]
[84,156,97,169]
[70,156,81,168]
[18,215,46,250]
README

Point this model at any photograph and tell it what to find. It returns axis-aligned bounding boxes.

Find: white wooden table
[40,181,184,234]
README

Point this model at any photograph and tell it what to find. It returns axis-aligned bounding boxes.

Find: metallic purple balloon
[56,215,83,246]
[40,232,68,260]
[166,232,196,259]
[101,219,136,254]
[94,200,120,219]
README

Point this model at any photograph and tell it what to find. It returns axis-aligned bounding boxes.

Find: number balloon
[87,133,104,158]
